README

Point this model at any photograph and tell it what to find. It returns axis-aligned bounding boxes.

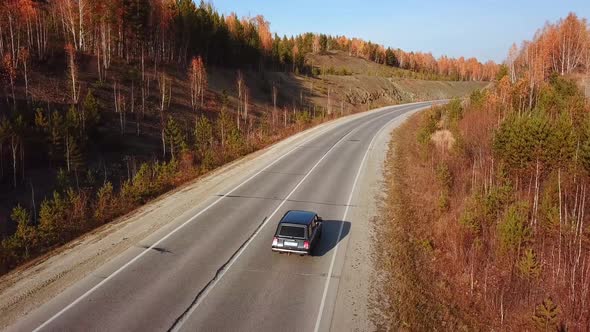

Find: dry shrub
[431,129,455,152]
[458,105,496,158]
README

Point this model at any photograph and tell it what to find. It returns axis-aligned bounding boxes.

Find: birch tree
[188,56,206,113]
[65,43,80,104]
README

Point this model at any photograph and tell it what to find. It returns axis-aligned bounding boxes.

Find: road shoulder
[330,109,422,332]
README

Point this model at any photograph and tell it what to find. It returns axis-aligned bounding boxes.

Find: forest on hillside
[0,0,497,275]
[377,13,590,330]
[0,0,497,82]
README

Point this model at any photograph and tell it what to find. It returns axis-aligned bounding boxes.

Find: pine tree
[65,135,84,172]
[498,202,532,253]
[194,115,213,155]
[83,89,100,132]
[217,106,233,149]
[532,298,560,331]
[517,248,541,280]
[165,118,187,160]
[39,191,68,243]
[7,205,37,259]
[45,111,66,166]
[226,127,245,157]
[95,182,115,223]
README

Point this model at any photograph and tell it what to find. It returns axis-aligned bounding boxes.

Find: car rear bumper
[272,247,310,255]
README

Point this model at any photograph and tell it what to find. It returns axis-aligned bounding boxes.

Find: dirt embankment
[304,51,489,110]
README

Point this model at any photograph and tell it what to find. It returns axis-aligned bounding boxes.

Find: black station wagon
[272,210,323,256]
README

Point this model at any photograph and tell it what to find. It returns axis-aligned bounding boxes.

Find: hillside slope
[305,51,489,108]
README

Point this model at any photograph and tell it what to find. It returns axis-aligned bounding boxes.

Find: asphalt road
[7,102,434,332]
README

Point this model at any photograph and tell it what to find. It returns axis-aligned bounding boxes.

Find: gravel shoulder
[330,107,425,332]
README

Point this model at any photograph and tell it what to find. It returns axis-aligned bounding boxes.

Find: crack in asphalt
[166,216,269,332]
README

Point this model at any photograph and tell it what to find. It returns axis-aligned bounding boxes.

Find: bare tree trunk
[23,58,29,98]
[131,81,139,136]
[97,44,102,82]
[66,45,79,105]
[532,159,540,228]
[162,127,166,159]
[245,90,249,122]
[221,121,225,149]
[557,169,563,278]
[20,140,24,182]
[159,74,168,158]
[500,290,504,326]
[114,82,124,134]
[30,181,36,224]
[0,24,4,56]
[78,0,85,50]
[141,81,146,136]
[237,71,243,131]
[327,88,331,115]
[272,84,278,130]
[11,136,17,188]
[236,108,240,132]
[0,143,4,178]
[170,138,175,160]
[8,14,15,66]
[65,135,70,172]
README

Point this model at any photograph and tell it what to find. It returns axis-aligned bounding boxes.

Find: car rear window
[278,225,305,238]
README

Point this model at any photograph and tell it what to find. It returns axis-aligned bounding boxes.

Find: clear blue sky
[209,0,590,63]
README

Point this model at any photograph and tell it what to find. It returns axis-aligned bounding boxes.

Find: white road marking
[313,104,431,332]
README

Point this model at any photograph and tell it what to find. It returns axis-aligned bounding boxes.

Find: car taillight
[303,241,310,250]
[272,237,278,246]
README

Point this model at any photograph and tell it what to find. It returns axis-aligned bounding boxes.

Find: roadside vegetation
[376,13,590,330]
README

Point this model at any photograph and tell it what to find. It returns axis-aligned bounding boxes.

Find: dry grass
[373,112,477,331]
[431,130,456,152]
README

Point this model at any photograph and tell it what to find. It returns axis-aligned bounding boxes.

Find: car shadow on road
[313,220,351,257]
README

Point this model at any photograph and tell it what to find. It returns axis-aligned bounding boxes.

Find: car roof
[279,210,316,225]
